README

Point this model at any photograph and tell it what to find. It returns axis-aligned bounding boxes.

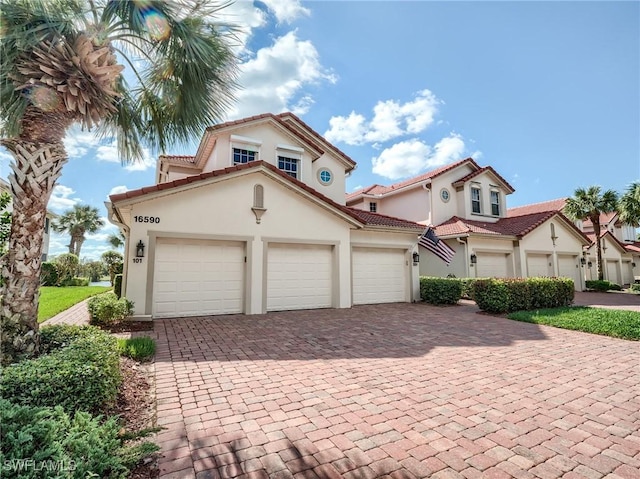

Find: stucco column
[247,237,263,314]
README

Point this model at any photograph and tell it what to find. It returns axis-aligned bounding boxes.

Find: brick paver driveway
[153,303,640,479]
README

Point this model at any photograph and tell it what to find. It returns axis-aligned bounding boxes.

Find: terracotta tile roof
[507,198,567,217]
[583,230,630,253]
[346,158,480,201]
[583,211,618,228]
[110,161,423,231]
[626,241,640,253]
[451,166,515,193]
[346,209,424,230]
[434,211,590,243]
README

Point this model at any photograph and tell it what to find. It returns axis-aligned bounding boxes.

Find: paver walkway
[42,298,91,326]
[153,303,640,479]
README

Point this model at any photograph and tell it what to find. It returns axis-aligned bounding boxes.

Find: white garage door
[352,248,407,305]
[606,260,620,285]
[527,254,550,277]
[267,243,332,311]
[153,239,244,318]
[476,253,509,278]
[558,255,580,290]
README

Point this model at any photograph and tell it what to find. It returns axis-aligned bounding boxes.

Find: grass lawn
[508,306,640,340]
[39,286,112,323]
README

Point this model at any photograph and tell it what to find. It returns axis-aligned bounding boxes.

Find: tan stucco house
[107,113,424,319]
[348,159,638,289]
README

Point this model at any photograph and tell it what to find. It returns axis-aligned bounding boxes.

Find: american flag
[418,227,456,264]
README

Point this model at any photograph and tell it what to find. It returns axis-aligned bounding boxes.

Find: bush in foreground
[0,400,159,479]
[87,292,134,326]
[472,277,574,314]
[420,277,463,305]
[1,328,121,414]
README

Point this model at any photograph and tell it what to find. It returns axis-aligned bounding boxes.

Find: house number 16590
[134,215,160,223]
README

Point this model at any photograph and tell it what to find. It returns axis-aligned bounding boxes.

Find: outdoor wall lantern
[136,240,145,258]
[587,261,593,268]
[580,257,586,266]
[633,262,637,268]
[470,254,477,265]
[412,252,420,265]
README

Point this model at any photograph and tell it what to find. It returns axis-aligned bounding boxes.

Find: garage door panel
[558,255,580,290]
[606,261,620,284]
[353,248,406,305]
[477,253,509,278]
[267,244,333,311]
[527,254,549,277]
[153,239,244,318]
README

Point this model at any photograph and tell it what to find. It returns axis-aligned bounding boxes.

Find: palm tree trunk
[594,221,604,281]
[73,234,85,257]
[0,140,67,364]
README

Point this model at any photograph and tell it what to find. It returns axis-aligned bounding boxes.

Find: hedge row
[472,277,574,314]
[419,276,574,313]
[585,280,622,292]
[1,326,121,414]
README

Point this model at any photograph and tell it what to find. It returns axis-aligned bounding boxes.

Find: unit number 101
[134,215,160,223]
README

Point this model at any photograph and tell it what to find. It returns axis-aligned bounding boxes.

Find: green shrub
[460,278,477,299]
[87,292,134,326]
[586,279,621,292]
[117,337,155,361]
[114,274,123,299]
[39,325,105,355]
[631,283,640,293]
[420,277,463,305]
[54,253,80,286]
[40,262,59,286]
[472,277,574,314]
[60,277,90,287]
[0,400,159,479]
[1,330,121,414]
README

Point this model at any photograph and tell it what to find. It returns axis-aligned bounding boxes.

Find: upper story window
[369,202,377,213]
[440,188,450,203]
[318,168,333,185]
[233,148,257,165]
[622,224,635,242]
[471,187,481,214]
[278,156,299,179]
[490,190,500,216]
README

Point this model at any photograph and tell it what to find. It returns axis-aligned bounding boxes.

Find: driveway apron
[153,303,640,479]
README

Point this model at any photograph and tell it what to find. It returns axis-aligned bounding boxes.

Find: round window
[440,188,450,202]
[318,168,333,185]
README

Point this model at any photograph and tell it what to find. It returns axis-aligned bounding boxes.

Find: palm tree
[618,182,640,227]
[107,231,125,249]
[0,0,237,364]
[52,204,104,257]
[565,186,618,281]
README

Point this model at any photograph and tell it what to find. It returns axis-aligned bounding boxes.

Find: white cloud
[372,133,468,180]
[63,128,101,158]
[107,185,129,198]
[325,90,441,145]
[372,140,432,180]
[230,31,337,119]
[96,143,156,172]
[48,185,81,212]
[261,0,310,24]
[428,134,466,168]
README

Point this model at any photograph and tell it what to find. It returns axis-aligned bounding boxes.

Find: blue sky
[1,0,638,260]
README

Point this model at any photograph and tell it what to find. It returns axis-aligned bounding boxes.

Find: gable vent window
[254,184,264,208]
[471,187,481,214]
[369,202,377,213]
[490,190,500,216]
[233,148,257,165]
[278,156,299,179]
